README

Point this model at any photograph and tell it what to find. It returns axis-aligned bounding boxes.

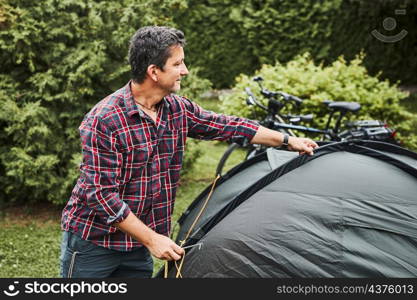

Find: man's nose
[181,64,189,76]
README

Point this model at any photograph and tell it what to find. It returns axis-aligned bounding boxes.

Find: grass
[0,205,62,277]
[0,97,246,278]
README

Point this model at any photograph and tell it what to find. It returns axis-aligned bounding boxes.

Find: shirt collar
[124,80,171,118]
[123,80,140,118]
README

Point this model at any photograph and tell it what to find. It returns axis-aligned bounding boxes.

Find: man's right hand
[115,211,184,261]
[145,232,185,261]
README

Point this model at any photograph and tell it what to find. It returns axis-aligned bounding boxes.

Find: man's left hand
[287,136,318,156]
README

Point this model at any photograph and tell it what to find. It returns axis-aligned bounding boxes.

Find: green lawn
[0,207,62,277]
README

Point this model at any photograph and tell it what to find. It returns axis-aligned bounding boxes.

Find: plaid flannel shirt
[61,81,259,251]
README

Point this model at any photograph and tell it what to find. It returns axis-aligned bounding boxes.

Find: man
[60,26,318,278]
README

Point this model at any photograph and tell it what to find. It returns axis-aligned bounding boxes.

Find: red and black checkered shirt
[61,81,259,251]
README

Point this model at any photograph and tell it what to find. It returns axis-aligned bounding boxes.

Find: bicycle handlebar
[245,86,304,113]
[278,92,303,105]
[252,76,304,106]
[245,87,268,111]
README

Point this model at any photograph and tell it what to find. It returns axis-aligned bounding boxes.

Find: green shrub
[220,53,416,150]
[0,0,212,206]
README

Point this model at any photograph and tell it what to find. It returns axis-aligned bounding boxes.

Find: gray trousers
[60,231,153,278]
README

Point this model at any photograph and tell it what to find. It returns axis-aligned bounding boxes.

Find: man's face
[156,45,189,94]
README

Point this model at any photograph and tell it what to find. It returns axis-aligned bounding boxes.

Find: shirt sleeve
[79,115,131,225]
[183,97,260,145]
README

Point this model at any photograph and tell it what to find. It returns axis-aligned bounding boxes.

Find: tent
[160,140,417,278]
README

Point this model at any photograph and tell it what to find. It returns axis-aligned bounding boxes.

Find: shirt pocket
[160,129,183,158]
[121,144,150,182]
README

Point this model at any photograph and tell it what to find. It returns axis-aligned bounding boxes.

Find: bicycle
[215,79,398,176]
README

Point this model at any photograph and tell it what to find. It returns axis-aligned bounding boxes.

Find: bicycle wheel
[245,144,267,160]
[215,143,243,176]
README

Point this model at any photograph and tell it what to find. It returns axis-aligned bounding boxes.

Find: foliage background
[0,0,416,208]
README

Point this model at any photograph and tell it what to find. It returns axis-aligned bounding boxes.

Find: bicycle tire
[215,142,242,176]
[245,145,267,160]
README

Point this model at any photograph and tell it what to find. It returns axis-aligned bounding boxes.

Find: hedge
[177,0,416,88]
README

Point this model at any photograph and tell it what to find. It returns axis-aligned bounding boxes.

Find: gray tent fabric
[176,149,297,243]
[164,141,417,278]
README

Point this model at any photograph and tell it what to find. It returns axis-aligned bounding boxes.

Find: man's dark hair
[128,26,186,83]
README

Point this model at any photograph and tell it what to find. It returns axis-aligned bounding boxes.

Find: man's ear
[146,64,159,82]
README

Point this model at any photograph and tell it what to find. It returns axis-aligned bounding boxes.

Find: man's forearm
[250,125,318,155]
[114,211,155,247]
[250,126,284,147]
